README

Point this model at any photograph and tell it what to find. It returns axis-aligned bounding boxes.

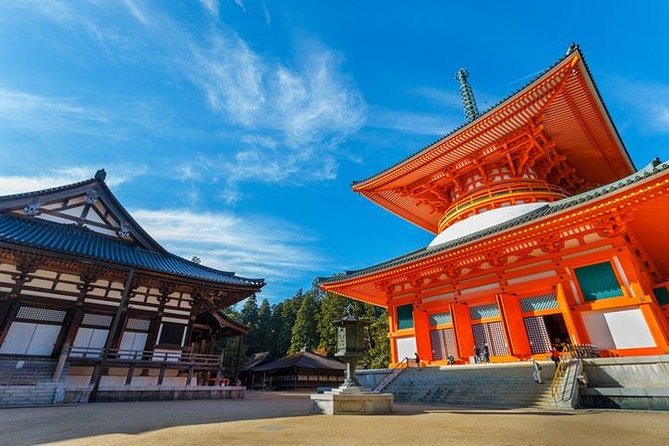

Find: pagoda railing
[438,180,568,232]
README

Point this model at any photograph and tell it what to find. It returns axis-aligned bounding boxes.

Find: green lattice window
[653,287,669,306]
[397,304,414,330]
[574,262,623,302]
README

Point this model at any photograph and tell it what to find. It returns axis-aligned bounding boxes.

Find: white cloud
[131,208,324,297]
[200,0,219,18]
[233,0,246,13]
[368,107,457,136]
[0,164,147,195]
[612,79,669,132]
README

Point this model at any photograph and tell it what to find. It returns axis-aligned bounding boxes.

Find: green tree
[317,291,348,355]
[255,298,273,354]
[289,289,320,353]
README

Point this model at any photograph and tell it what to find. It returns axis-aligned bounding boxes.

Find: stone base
[310,388,393,415]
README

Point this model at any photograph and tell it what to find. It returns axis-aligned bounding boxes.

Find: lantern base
[310,388,393,415]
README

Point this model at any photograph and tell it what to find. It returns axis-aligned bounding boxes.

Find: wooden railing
[373,357,410,392]
[68,347,221,366]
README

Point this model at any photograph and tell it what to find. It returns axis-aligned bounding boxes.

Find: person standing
[550,345,561,368]
[482,343,490,363]
[414,352,421,370]
[532,359,543,384]
[473,344,481,364]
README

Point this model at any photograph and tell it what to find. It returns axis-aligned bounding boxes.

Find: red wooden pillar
[497,294,531,358]
[450,303,474,362]
[413,308,432,362]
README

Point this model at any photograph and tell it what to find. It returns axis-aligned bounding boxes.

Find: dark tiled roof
[322,159,668,284]
[352,45,634,187]
[251,351,346,372]
[0,212,264,288]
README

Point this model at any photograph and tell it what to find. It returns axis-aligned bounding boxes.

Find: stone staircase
[0,359,69,407]
[385,361,571,409]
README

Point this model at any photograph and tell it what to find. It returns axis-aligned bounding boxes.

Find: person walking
[550,345,561,368]
[414,352,421,370]
[532,359,543,384]
[482,343,490,363]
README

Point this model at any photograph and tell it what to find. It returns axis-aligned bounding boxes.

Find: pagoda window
[396,304,414,330]
[652,286,669,306]
[158,322,186,347]
[574,262,623,301]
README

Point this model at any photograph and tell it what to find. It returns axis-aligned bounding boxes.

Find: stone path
[1,391,668,445]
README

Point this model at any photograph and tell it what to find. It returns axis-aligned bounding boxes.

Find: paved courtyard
[1,392,668,446]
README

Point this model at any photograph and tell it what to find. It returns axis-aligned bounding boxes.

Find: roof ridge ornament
[566,42,580,55]
[455,68,480,123]
[94,169,107,182]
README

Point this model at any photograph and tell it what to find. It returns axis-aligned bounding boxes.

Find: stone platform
[310,387,393,415]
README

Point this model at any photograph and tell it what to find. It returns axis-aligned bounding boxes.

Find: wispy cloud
[0,164,147,195]
[199,0,220,19]
[232,0,246,13]
[611,78,669,132]
[412,86,462,109]
[368,107,457,136]
[132,208,324,299]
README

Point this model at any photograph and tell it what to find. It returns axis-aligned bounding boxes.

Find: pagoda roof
[0,171,264,289]
[322,159,668,286]
[251,351,346,373]
[353,46,635,234]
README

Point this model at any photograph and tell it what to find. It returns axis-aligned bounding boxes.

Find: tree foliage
[222,282,390,370]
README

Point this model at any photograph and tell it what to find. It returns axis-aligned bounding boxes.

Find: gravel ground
[1,392,668,446]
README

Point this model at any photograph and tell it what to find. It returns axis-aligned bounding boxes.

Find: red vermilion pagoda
[321,46,669,365]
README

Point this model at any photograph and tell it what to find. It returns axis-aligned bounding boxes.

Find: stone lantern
[310,303,394,415]
[334,304,367,388]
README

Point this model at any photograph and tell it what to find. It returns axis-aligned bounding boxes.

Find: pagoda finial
[94,169,107,182]
[455,68,480,123]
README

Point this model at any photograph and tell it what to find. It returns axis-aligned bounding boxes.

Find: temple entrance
[524,313,570,353]
[543,314,569,346]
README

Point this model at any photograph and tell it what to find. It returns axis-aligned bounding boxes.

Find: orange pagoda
[321,45,669,365]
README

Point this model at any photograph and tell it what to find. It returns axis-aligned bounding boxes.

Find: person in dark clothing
[414,352,421,370]
[482,343,490,363]
[473,345,481,363]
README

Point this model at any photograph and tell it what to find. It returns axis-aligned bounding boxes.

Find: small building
[321,46,669,365]
[0,170,264,404]
[247,351,345,391]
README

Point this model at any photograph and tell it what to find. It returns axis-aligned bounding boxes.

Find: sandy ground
[1,392,668,446]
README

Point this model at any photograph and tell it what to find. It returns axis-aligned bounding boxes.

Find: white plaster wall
[429,202,547,248]
[396,336,417,362]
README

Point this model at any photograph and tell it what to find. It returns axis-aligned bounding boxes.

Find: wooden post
[52,340,71,382]
[186,365,194,386]
[125,363,135,385]
[214,350,225,386]
[90,270,136,400]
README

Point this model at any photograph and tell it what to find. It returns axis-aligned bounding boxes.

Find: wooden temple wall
[0,259,194,375]
[385,230,669,365]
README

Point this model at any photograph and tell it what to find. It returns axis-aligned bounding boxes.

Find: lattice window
[429,312,452,326]
[430,328,457,360]
[469,304,500,320]
[574,262,623,301]
[472,322,509,356]
[523,316,552,353]
[82,314,112,328]
[396,304,413,330]
[16,306,66,323]
[520,294,559,312]
[126,318,150,331]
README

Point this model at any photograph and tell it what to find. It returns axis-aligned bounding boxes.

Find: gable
[0,170,165,253]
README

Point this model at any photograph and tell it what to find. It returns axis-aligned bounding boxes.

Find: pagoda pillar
[413,307,433,362]
[555,281,586,345]
[450,303,474,362]
[496,293,531,358]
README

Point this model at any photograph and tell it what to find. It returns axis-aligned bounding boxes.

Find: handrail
[67,347,221,365]
[550,350,572,399]
[373,357,410,392]
[550,344,597,400]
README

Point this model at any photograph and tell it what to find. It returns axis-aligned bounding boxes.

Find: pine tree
[289,289,320,353]
[255,298,273,354]
[317,291,348,355]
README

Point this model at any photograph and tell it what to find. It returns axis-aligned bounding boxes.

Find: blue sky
[1,1,668,303]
